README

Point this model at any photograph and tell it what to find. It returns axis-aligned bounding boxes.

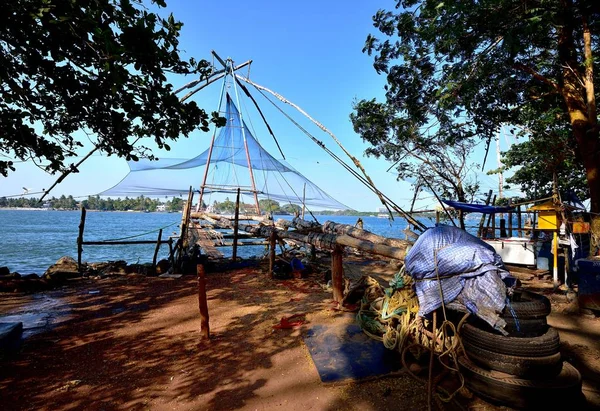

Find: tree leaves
[0,0,219,178]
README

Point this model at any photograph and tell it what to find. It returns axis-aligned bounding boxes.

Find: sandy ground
[0,258,599,411]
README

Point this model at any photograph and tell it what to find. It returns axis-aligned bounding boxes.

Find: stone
[0,266,10,276]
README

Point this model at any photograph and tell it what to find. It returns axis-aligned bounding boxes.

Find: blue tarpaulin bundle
[405,226,513,328]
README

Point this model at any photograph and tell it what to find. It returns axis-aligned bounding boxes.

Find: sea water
[0,209,435,275]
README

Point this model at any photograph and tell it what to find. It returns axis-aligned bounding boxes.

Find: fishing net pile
[102,94,347,210]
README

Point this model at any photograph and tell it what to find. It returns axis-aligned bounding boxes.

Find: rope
[97,221,179,242]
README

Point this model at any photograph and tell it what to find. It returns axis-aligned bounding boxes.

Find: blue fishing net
[102,94,347,210]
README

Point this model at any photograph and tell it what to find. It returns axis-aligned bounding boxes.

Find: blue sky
[1,0,511,211]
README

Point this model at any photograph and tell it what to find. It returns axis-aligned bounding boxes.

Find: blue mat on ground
[303,322,400,383]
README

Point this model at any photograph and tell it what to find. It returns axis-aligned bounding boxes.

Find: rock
[155,259,170,275]
[0,273,21,280]
[43,256,82,283]
[0,266,10,276]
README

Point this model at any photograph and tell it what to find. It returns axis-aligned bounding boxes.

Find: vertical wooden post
[77,206,87,273]
[517,205,522,237]
[197,264,210,339]
[508,200,513,238]
[269,230,276,276]
[435,211,440,225]
[485,195,497,238]
[232,188,241,262]
[331,245,344,303]
[478,190,493,238]
[552,231,559,289]
[152,229,163,268]
[491,213,496,239]
[500,219,507,238]
[168,238,175,269]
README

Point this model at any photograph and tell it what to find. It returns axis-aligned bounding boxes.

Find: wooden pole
[77,206,87,273]
[232,188,241,262]
[500,218,507,238]
[492,213,496,238]
[332,245,344,303]
[508,201,513,238]
[269,230,276,276]
[197,264,210,339]
[302,183,306,219]
[478,190,493,238]
[152,229,163,268]
[485,195,497,238]
[517,205,522,237]
[553,232,559,289]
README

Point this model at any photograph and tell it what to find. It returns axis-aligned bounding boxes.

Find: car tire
[461,323,560,357]
[463,339,562,378]
[459,356,583,410]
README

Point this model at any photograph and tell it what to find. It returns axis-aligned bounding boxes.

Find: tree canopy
[0,0,221,178]
[353,0,600,211]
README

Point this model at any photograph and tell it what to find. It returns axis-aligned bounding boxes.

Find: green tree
[258,199,280,214]
[354,1,600,235]
[0,0,224,178]
[281,203,302,215]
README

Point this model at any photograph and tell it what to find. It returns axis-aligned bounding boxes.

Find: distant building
[156,204,167,212]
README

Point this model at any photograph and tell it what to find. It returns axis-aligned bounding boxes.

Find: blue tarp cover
[405,226,512,327]
[442,200,514,214]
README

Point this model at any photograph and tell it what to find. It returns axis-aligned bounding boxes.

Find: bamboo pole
[152,229,163,268]
[77,206,87,272]
[232,188,241,262]
[197,264,210,339]
[331,245,344,303]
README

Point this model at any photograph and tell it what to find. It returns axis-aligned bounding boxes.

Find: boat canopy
[442,200,515,214]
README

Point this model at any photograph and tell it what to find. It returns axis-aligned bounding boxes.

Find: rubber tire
[463,339,562,378]
[461,323,560,357]
[459,356,583,410]
[502,289,551,320]
[502,316,548,336]
[468,316,548,338]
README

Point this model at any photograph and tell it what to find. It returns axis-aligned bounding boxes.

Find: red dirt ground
[0,259,598,410]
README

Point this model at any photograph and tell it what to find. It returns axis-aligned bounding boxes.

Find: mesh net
[102,93,347,210]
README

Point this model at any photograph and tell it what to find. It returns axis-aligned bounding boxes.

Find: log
[321,220,410,249]
[197,264,210,339]
[292,217,321,231]
[191,212,267,223]
[240,224,408,261]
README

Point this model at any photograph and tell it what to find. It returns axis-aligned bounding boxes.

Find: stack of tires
[459,289,584,409]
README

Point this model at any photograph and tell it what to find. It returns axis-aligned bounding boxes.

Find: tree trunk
[558,3,600,254]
